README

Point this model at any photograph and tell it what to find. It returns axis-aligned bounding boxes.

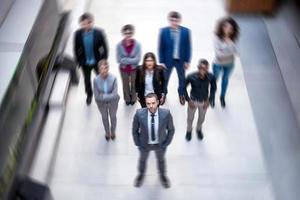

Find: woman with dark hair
[135,52,165,107]
[212,17,239,108]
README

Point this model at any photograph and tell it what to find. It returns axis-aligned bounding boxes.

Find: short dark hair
[121,24,134,34]
[198,59,209,68]
[168,11,181,19]
[79,12,94,22]
[215,16,239,42]
[145,93,158,100]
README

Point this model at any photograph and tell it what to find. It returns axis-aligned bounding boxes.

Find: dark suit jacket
[135,65,165,101]
[74,28,108,67]
[158,26,191,67]
[132,108,175,149]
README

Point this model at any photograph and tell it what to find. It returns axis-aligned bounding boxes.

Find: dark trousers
[81,64,98,97]
[138,144,166,175]
[139,97,146,108]
[164,59,186,96]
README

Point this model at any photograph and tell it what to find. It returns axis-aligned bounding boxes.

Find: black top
[135,65,165,100]
[74,28,108,67]
[184,72,216,102]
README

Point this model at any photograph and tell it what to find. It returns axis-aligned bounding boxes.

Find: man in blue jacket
[158,11,191,105]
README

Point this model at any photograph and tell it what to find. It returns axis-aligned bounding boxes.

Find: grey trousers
[138,144,166,175]
[97,99,119,134]
[187,101,207,132]
[120,70,137,102]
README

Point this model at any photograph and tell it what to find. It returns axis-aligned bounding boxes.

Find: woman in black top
[135,52,165,107]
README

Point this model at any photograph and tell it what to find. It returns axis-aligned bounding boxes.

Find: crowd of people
[73,11,239,188]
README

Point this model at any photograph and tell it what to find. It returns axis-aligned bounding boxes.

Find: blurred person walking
[74,13,108,105]
[212,16,239,108]
[158,11,191,105]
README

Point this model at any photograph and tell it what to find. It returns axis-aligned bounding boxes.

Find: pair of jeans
[212,63,234,98]
[164,59,186,96]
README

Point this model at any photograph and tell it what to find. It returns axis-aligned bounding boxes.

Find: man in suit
[132,93,175,188]
[74,13,108,105]
[158,11,191,105]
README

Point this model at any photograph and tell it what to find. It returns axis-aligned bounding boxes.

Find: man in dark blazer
[74,13,108,105]
[158,11,191,105]
[132,93,175,188]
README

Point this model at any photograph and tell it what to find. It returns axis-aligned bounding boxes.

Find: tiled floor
[49,0,275,199]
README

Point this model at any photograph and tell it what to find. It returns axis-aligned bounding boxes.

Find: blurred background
[0,0,300,199]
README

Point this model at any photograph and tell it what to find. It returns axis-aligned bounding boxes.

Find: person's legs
[92,64,99,75]
[139,97,146,108]
[154,146,170,188]
[163,65,174,95]
[97,103,110,139]
[120,71,131,103]
[187,102,197,132]
[196,102,207,131]
[130,71,137,103]
[108,100,119,138]
[154,147,166,175]
[174,60,186,96]
[138,148,150,175]
[134,147,150,187]
[212,63,222,82]
[82,66,93,97]
[221,65,234,98]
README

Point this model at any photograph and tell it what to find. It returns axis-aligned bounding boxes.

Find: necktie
[151,113,155,141]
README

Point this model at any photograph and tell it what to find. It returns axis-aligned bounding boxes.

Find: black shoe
[134,174,144,187]
[160,175,170,188]
[105,134,110,141]
[130,101,136,105]
[220,96,226,108]
[111,133,116,140]
[125,101,131,105]
[86,96,92,105]
[185,131,192,141]
[196,129,204,140]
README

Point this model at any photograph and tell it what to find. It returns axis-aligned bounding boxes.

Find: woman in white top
[212,17,239,108]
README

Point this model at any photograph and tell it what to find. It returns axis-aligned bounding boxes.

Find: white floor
[50,0,275,199]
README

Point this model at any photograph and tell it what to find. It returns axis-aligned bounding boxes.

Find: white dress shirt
[147,109,159,144]
[172,28,180,59]
[144,70,155,96]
